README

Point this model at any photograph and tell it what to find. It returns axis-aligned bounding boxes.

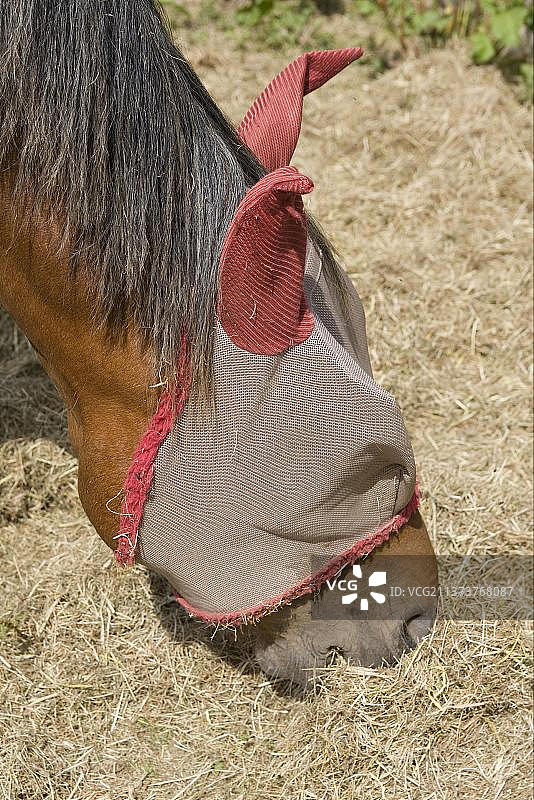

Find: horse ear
[218,167,314,355]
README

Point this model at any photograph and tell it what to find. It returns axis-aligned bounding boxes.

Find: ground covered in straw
[0,18,532,800]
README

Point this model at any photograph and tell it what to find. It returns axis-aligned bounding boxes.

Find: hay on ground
[0,40,532,800]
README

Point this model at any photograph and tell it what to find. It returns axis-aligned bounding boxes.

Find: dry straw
[0,38,532,800]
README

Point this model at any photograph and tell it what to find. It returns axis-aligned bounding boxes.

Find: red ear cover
[220,47,363,354]
[238,48,363,171]
[218,167,315,355]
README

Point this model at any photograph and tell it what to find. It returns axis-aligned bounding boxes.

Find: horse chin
[252,511,438,687]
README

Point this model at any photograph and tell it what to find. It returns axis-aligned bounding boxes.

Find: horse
[0,0,438,685]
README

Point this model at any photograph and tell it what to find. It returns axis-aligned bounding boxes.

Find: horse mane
[0,0,341,403]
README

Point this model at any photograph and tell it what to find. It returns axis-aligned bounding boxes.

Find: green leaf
[412,9,448,35]
[354,0,376,16]
[236,0,275,26]
[490,7,527,49]
[470,31,496,64]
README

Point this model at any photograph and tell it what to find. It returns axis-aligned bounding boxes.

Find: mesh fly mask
[115,48,419,624]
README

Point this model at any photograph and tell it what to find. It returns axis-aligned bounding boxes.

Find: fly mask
[115,48,419,624]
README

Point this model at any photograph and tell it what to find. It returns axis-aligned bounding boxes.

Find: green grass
[162,0,533,100]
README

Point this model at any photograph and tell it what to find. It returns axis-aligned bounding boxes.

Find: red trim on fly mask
[114,342,191,567]
[218,167,315,354]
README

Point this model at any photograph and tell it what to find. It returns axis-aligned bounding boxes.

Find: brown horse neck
[0,190,158,548]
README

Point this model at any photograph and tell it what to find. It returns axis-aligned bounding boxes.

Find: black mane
[0,0,340,400]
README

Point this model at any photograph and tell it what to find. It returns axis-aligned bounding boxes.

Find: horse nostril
[404,614,434,645]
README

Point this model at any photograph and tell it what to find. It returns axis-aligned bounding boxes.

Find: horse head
[0,0,437,685]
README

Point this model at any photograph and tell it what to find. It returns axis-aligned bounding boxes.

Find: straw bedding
[0,35,531,800]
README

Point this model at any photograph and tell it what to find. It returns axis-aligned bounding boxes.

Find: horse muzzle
[253,510,438,686]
